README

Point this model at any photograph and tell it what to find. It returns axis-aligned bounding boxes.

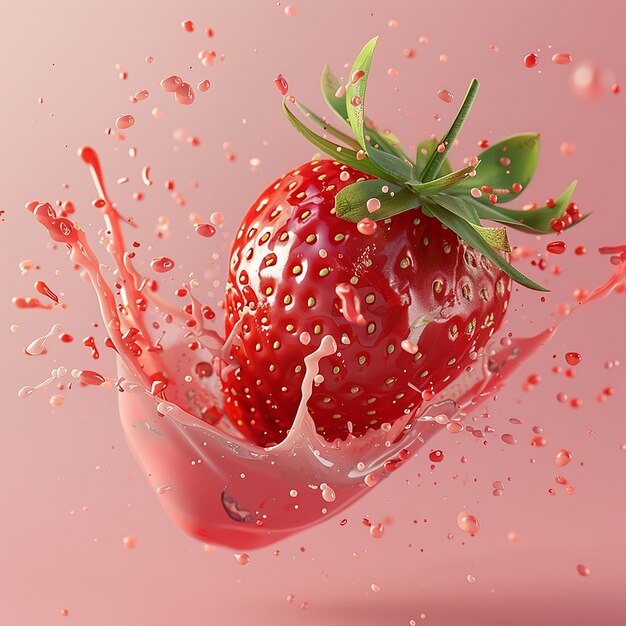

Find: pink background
[1,0,625,624]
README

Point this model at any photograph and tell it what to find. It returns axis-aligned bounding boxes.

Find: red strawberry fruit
[222,38,581,447]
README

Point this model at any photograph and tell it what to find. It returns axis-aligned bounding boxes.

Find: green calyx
[282,36,584,291]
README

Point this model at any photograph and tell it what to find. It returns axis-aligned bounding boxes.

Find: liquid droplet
[274,74,288,95]
[50,395,65,407]
[576,563,590,577]
[78,370,106,386]
[457,511,480,535]
[546,241,567,255]
[161,75,182,92]
[321,485,336,502]
[437,89,453,103]
[34,280,59,303]
[524,53,539,68]
[335,284,366,327]
[552,52,572,65]
[554,449,573,467]
[195,223,216,238]
[369,522,384,539]
[356,218,377,236]
[150,256,175,273]
[571,62,609,99]
[18,386,35,398]
[429,449,444,462]
[25,323,63,356]
[82,335,100,360]
[565,352,582,366]
[175,82,195,105]
[366,198,381,213]
[115,115,135,130]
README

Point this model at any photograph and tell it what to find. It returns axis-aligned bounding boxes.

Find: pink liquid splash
[23,141,626,550]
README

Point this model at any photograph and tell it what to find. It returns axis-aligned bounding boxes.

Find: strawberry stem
[281,37,584,291]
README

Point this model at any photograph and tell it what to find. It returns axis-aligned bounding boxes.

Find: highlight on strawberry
[222,37,584,447]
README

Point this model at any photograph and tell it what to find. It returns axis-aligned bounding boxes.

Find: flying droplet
[554,449,573,467]
[524,53,539,68]
[150,256,175,273]
[123,536,138,549]
[115,115,135,130]
[457,511,480,535]
[274,74,288,95]
[369,522,384,538]
[161,75,183,93]
[565,352,582,366]
[552,52,572,65]
[576,563,590,577]
[175,82,195,105]
[195,223,216,238]
[547,241,567,255]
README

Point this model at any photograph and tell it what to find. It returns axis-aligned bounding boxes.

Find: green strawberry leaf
[426,194,511,251]
[295,101,361,150]
[321,63,350,124]
[471,224,511,252]
[282,98,390,178]
[283,37,584,291]
[415,139,453,178]
[406,163,478,195]
[422,197,547,291]
[335,179,418,222]
[345,36,377,148]
[454,133,540,203]
[420,79,480,183]
[345,37,414,182]
[365,147,413,183]
[430,193,481,224]
[374,128,411,161]
[465,180,578,233]
[322,64,410,161]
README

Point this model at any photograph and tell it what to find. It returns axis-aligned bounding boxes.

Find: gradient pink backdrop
[1,0,625,624]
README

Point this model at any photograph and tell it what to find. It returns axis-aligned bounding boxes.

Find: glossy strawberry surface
[223,159,511,446]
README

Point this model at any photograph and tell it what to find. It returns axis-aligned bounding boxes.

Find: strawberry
[222,37,581,446]
[223,159,511,445]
